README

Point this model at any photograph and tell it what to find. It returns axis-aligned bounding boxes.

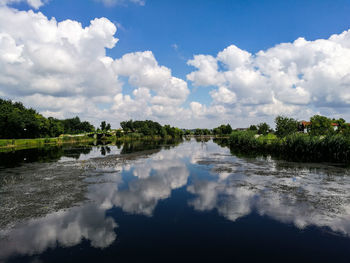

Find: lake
[1,138,350,262]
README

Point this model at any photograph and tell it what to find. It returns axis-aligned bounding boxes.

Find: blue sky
[38,0,350,76]
[2,0,350,128]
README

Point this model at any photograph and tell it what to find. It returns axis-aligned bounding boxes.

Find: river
[1,138,350,262]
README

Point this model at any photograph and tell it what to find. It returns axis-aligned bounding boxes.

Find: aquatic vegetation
[228,131,350,163]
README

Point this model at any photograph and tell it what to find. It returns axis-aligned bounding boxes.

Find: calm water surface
[1,139,350,262]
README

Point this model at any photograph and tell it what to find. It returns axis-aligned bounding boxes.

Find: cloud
[2,4,350,128]
[187,140,350,234]
[0,0,45,9]
[0,6,190,127]
[187,29,350,126]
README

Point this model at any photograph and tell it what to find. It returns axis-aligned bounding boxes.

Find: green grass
[0,135,95,152]
[0,132,183,152]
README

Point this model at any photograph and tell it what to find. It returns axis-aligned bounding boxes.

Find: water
[1,139,350,262]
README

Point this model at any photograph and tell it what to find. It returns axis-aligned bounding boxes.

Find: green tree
[194,128,203,136]
[257,122,270,135]
[249,125,257,131]
[213,124,232,135]
[275,116,299,138]
[309,115,332,136]
[100,121,106,131]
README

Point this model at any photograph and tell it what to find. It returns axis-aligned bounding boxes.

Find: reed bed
[228,131,350,163]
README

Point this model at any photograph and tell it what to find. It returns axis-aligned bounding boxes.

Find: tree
[100,121,106,131]
[275,116,298,138]
[333,118,347,133]
[257,122,270,135]
[309,115,332,136]
[213,124,232,135]
[194,128,203,136]
[249,125,257,131]
[0,99,94,138]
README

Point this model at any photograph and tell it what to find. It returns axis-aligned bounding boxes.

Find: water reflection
[0,140,185,260]
[190,140,350,235]
[1,139,350,261]
[0,204,117,259]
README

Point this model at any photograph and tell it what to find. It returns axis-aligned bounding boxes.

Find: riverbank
[225,131,350,163]
[0,135,95,152]
[0,134,184,152]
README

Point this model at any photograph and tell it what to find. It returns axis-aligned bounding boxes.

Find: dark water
[1,139,350,262]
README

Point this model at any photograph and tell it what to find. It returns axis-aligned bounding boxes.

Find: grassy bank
[0,135,95,152]
[226,131,350,163]
[0,133,183,152]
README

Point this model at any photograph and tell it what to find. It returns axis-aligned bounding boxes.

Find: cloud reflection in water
[1,139,350,261]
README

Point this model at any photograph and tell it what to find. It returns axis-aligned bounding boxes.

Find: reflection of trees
[0,140,189,260]
[3,138,350,260]
[120,139,182,155]
[0,146,93,168]
[120,141,163,154]
[100,146,111,156]
[195,137,210,143]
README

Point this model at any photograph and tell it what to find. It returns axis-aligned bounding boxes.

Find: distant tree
[213,124,232,135]
[194,128,203,136]
[203,129,211,135]
[62,117,94,134]
[275,116,299,138]
[249,125,257,131]
[257,122,270,135]
[0,99,94,138]
[100,121,106,131]
[184,130,192,136]
[119,120,182,138]
[309,115,332,136]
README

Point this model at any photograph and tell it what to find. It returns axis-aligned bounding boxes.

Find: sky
[1,0,350,128]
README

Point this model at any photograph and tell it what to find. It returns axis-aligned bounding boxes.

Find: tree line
[247,115,350,138]
[0,98,94,139]
[185,124,233,136]
[0,99,185,139]
[120,119,183,138]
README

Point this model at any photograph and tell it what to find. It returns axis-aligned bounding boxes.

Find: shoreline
[0,134,184,152]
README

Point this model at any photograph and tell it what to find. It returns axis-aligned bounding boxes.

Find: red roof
[301,121,311,126]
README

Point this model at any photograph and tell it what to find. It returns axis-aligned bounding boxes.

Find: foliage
[120,120,183,138]
[0,98,95,139]
[213,124,232,135]
[100,121,111,131]
[249,125,257,131]
[275,116,298,138]
[257,122,270,135]
[227,130,350,163]
[194,128,211,135]
[184,130,192,135]
[61,117,94,135]
[309,115,333,136]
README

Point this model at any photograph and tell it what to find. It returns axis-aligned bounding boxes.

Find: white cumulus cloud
[0,6,190,127]
[187,30,350,127]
